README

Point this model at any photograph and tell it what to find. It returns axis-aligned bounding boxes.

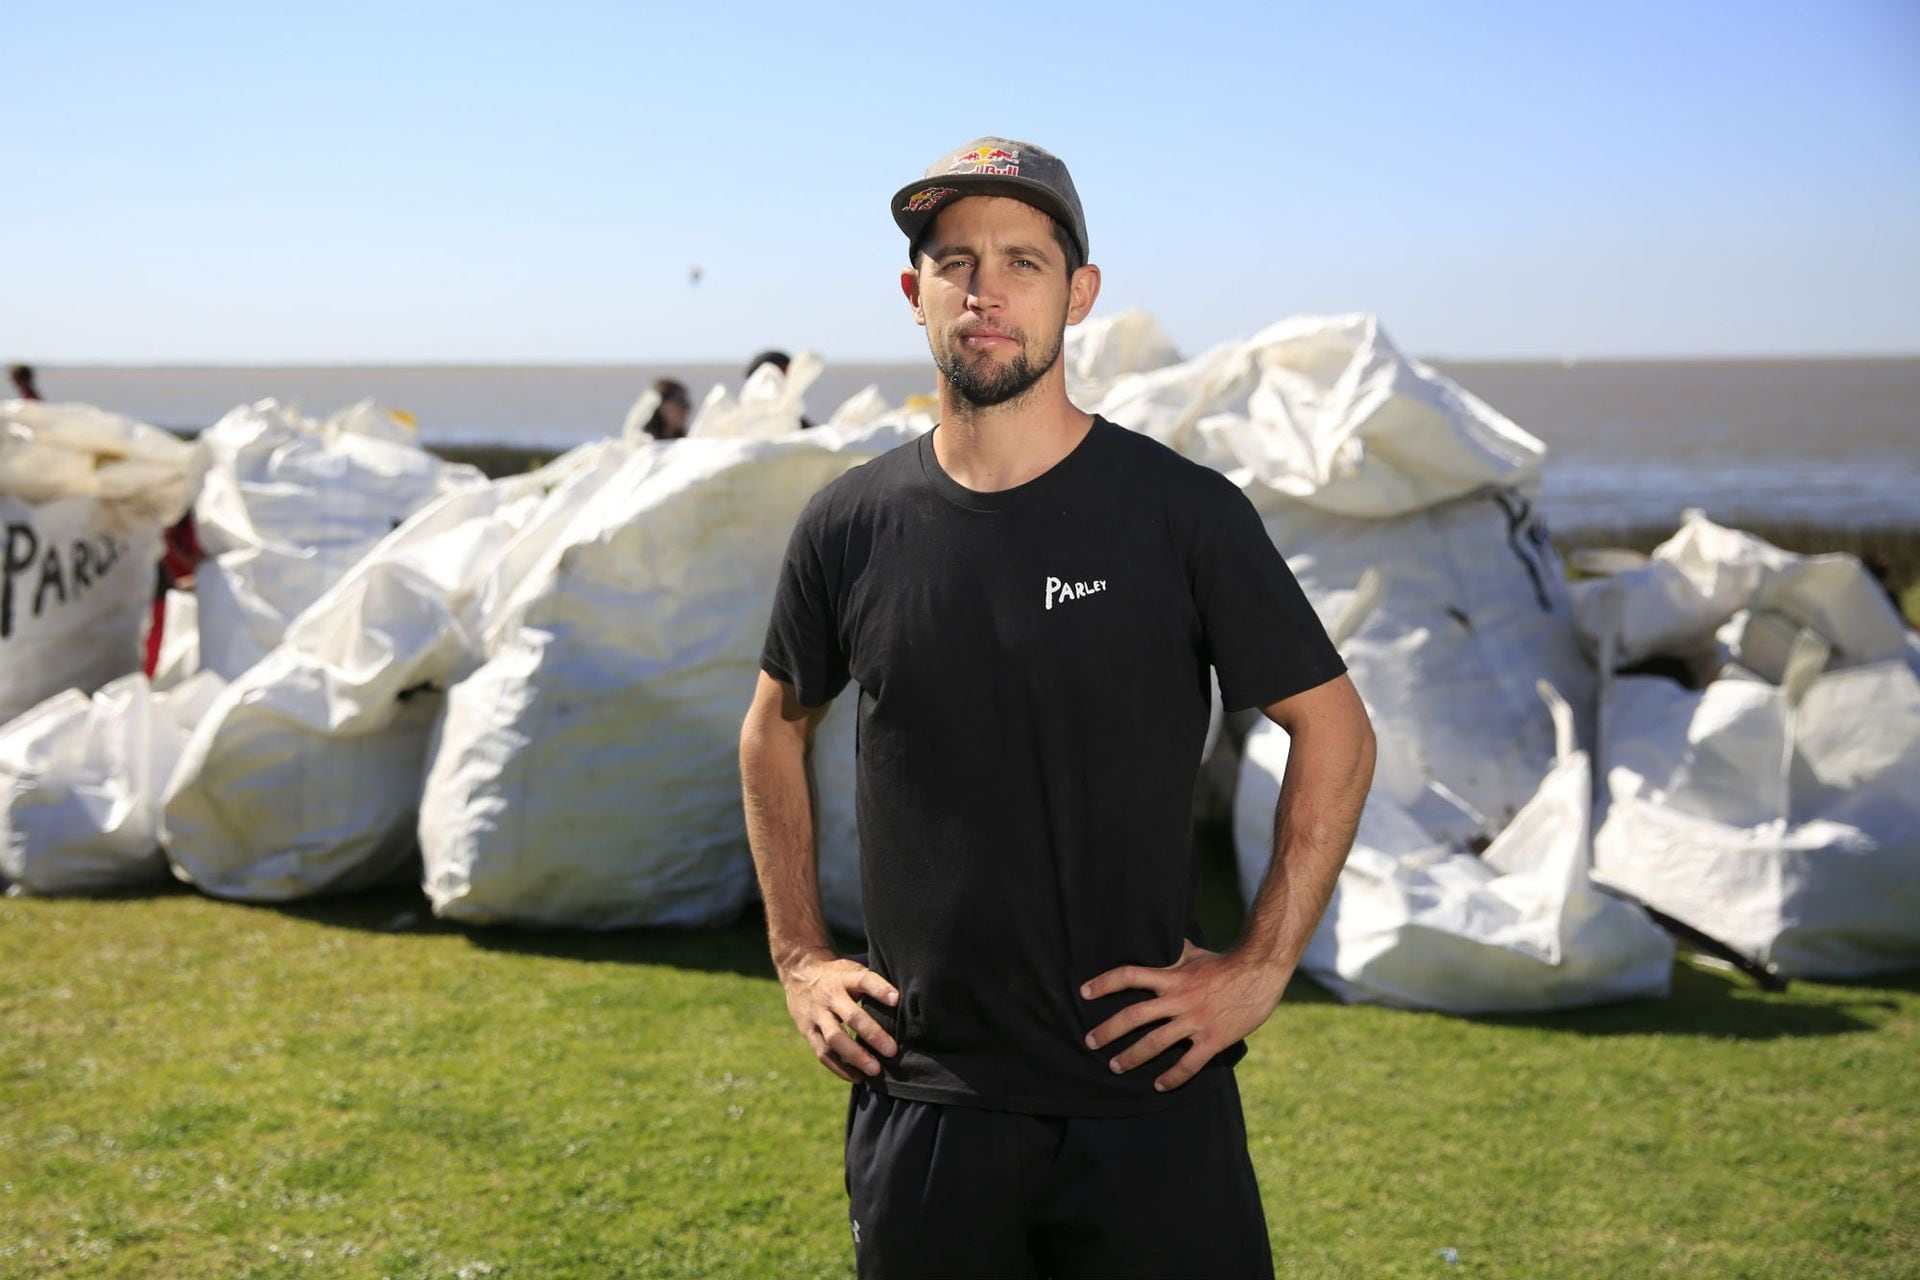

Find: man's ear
[1066,263,1102,326]
[900,264,925,327]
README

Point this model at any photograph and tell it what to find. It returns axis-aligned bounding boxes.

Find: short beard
[937,322,1064,410]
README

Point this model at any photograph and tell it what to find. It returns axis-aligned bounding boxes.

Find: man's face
[902,196,1093,411]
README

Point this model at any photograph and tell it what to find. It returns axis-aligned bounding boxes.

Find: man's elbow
[739,708,805,773]
[1351,710,1377,786]
[740,679,820,773]
[1334,678,1376,770]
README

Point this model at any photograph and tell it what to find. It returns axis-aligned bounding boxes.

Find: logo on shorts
[904,186,958,214]
[1045,575,1108,610]
[851,1218,862,1245]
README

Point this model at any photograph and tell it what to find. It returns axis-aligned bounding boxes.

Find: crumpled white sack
[192,398,485,680]
[0,401,199,724]
[163,452,608,902]
[1063,309,1182,404]
[1593,660,1920,979]
[1089,313,1543,518]
[2,671,224,895]
[1,495,165,727]
[0,399,200,529]
[422,423,916,929]
[1574,511,1912,676]
[1237,683,1671,1013]
[686,354,823,439]
[1257,488,1592,840]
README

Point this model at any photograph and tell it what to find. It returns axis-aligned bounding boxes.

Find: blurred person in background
[145,508,203,677]
[9,364,40,400]
[641,378,692,441]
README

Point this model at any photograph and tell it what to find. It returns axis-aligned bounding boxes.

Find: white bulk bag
[1087,313,1581,839]
[685,354,823,439]
[2,671,223,895]
[1574,511,1914,676]
[0,496,160,727]
[192,398,484,680]
[1258,488,1593,840]
[1,401,197,725]
[163,457,590,902]
[825,386,892,430]
[1063,309,1181,404]
[163,670,440,901]
[1237,684,1672,1013]
[0,400,199,525]
[1593,658,1920,979]
[421,422,916,929]
[1089,313,1543,519]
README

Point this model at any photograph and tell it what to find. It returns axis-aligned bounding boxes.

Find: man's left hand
[1079,940,1290,1093]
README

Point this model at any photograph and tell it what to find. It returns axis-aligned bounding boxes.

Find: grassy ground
[4,841,1916,1280]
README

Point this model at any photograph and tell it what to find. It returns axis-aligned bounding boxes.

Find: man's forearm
[1238,715,1374,979]
[740,722,834,972]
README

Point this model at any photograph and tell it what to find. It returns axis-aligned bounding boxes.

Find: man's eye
[1013,259,1036,270]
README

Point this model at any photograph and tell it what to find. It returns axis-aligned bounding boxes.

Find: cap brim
[891,174,1083,265]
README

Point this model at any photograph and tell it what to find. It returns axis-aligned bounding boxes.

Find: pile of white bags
[1236,683,1672,1012]
[1,671,223,895]
[1584,515,1920,979]
[1127,314,1671,1010]
[192,398,485,680]
[1259,492,1592,839]
[1574,511,1916,682]
[0,401,198,725]
[420,423,915,929]
[1091,313,1589,837]
[163,445,620,901]
[13,325,1912,1009]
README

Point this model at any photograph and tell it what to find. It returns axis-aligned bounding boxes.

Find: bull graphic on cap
[905,187,959,214]
[946,144,1021,177]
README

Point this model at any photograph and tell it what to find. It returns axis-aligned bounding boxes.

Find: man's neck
[932,376,1093,494]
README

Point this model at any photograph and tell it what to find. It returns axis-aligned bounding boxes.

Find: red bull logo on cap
[905,186,959,214]
[946,144,1020,177]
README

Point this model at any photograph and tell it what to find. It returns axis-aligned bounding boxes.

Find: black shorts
[843,1076,1273,1280]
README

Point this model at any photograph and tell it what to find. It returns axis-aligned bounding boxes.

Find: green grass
[3,848,1916,1280]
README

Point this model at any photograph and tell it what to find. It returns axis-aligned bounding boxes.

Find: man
[9,364,40,400]
[739,136,1375,1279]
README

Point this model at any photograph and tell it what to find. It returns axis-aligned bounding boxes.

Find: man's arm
[1081,673,1374,1091]
[739,671,899,1082]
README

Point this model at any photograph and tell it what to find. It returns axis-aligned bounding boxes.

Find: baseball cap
[891,136,1089,267]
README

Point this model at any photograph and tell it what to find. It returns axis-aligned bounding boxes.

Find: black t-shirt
[760,417,1345,1116]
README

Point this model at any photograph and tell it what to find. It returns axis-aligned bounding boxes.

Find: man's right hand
[778,948,901,1082]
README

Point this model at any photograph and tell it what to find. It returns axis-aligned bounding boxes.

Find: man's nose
[965,263,1004,312]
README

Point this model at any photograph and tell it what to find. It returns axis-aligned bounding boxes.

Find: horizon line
[21,349,1920,370]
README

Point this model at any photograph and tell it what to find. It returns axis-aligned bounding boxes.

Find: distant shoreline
[32,353,1920,372]
[45,357,1920,534]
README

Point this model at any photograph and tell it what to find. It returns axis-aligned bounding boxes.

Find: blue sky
[9,0,1919,362]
